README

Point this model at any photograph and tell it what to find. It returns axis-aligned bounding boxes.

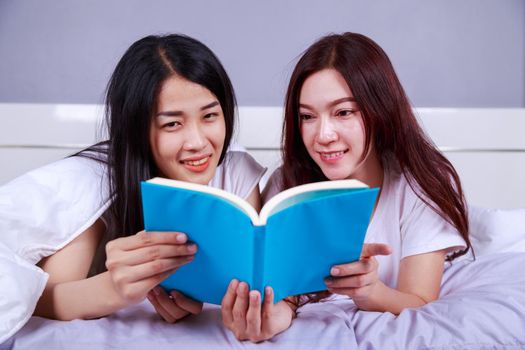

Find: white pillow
[468,205,525,256]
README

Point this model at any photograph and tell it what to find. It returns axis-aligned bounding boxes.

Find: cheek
[154,134,183,160]
[149,130,161,161]
[300,124,316,147]
[209,121,227,147]
[344,119,366,145]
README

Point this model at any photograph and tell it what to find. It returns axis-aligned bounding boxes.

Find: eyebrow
[299,97,356,110]
[156,100,220,117]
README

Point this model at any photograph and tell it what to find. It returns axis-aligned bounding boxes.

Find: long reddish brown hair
[281,33,471,305]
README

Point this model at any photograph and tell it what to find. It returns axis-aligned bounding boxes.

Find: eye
[299,113,315,121]
[203,113,218,121]
[162,121,182,129]
[336,109,356,118]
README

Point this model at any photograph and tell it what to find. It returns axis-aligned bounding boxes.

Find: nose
[182,121,206,151]
[316,116,338,144]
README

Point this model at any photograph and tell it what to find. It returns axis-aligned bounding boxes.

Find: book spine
[252,225,266,297]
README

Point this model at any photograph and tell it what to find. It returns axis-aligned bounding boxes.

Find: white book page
[259,179,368,225]
[148,178,368,226]
[147,177,260,223]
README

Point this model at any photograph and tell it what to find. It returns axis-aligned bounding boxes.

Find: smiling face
[149,75,226,185]
[299,68,380,183]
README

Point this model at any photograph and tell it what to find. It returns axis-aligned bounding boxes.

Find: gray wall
[0,0,523,107]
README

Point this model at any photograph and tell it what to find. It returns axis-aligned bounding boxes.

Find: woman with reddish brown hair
[222,32,471,342]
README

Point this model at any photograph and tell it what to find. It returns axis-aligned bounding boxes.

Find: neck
[351,150,384,217]
[350,150,383,189]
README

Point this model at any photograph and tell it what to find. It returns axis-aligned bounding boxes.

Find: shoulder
[222,147,263,171]
[381,162,426,218]
[209,144,267,199]
[380,165,466,257]
[2,155,108,200]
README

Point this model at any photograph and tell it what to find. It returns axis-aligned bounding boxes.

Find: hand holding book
[221,281,295,342]
[325,243,392,308]
[104,230,197,308]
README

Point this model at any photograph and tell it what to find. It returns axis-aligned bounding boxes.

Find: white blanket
[1,156,525,348]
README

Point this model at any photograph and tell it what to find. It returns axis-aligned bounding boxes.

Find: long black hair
[79,34,236,245]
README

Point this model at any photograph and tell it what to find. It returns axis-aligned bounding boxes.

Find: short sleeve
[400,195,467,259]
[208,147,266,200]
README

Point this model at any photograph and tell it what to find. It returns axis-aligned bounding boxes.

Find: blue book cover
[141,178,379,305]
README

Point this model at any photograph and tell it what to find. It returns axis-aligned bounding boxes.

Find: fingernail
[187,244,197,253]
[229,279,237,290]
[250,291,259,303]
[176,234,187,243]
[265,286,272,295]
[331,267,340,276]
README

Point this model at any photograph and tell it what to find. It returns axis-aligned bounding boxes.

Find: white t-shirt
[363,166,466,288]
[209,149,266,199]
[262,166,466,289]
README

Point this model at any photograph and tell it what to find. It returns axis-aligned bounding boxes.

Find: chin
[195,177,212,185]
[326,175,349,181]
[321,169,353,181]
[166,170,210,185]
[187,173,213,185]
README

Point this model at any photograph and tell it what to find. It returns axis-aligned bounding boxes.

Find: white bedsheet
[3,252,525,350]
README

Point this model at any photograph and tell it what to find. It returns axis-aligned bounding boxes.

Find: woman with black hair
[31,34,265,323]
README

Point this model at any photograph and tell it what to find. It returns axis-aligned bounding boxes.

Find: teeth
[321,151,345,159]
[186,157,208,166]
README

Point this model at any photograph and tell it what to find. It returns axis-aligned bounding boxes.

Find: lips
[318,149,348,162]
[180,155,211,172]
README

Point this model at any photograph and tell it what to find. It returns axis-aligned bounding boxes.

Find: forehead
[300,69,354,103]
[157,75,217,109]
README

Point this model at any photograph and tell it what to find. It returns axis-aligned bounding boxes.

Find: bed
[1,104,525,349]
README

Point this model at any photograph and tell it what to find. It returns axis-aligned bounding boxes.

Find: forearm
[34,271,127,320]
[356,282,429,315]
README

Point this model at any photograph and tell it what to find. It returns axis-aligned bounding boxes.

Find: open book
[141,177,379,305]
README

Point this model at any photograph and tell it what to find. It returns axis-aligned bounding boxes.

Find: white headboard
[1,103,524,209]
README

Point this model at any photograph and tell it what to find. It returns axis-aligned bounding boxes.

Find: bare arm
[358,250,446,314]
[35,220,197,320]
[34,219,125,320]
[326,245,446,315]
